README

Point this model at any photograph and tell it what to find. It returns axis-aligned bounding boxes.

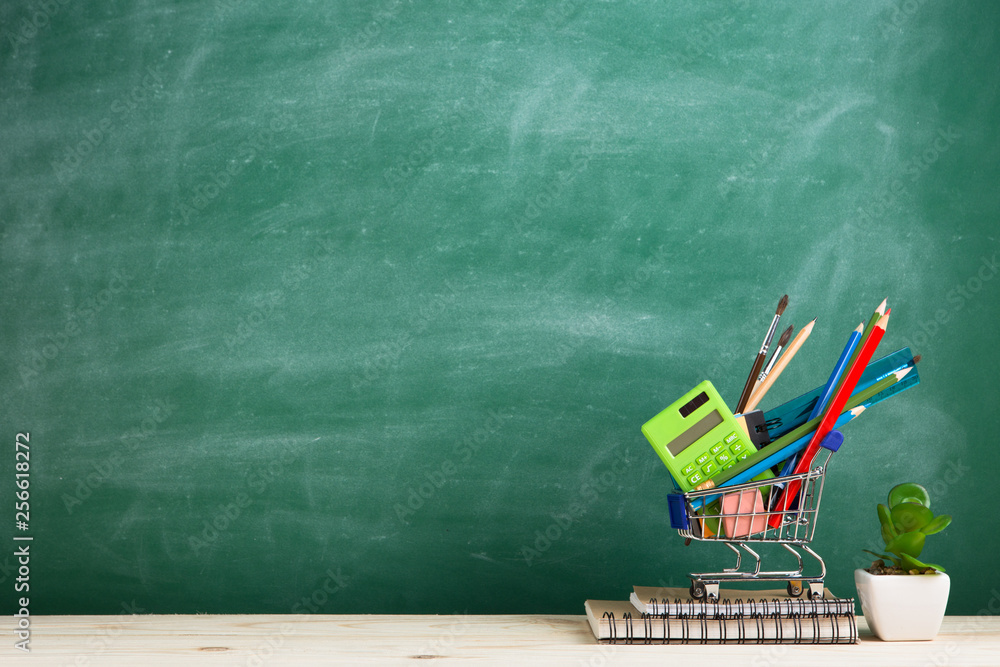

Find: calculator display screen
[666,410,722,456]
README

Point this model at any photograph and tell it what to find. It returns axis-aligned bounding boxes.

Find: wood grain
[0,615,997,665]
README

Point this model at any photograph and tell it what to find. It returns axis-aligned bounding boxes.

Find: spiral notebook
[584,595,858,644]
[630,586,855,616]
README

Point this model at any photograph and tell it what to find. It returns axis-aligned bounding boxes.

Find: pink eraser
[721,489,767,538]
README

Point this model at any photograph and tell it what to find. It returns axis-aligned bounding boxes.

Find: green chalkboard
[1,0,999,616]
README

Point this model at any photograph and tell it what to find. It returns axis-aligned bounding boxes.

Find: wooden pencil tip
[854,322,864,333]
[776,294,789,315]
[851,405,866,415]
[877,298,888,315]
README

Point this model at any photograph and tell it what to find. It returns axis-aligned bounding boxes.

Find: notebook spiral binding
[601,596,857,644]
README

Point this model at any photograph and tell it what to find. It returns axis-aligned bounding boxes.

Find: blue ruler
[762,348,919,440]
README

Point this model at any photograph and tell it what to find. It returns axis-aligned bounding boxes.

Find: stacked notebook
[585,586,857,644]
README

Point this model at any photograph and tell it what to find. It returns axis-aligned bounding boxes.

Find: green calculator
[642,380,773,493]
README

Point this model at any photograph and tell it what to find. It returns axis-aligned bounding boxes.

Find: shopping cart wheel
[690,581,707,601]
[807,581,825,600]
[690,581,719,602]
[786,581,804,598]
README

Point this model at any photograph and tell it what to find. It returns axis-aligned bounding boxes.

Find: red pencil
[767,311,890,528]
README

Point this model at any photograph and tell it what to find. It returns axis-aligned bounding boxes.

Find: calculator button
[701,461,716,476]
[729,441,744,455]
[688,471,703,486]
[737,451,750,461]
[724,432,740,445]
[695,453,711,466]
[681,463,697,476]
[715,452,731,465]
[723,462,735,470]
[710,442,725,455]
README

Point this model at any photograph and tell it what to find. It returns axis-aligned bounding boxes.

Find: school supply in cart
[638,296,919,604]
[641,381,774,493]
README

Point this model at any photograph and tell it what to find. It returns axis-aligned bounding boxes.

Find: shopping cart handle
[667,493,690,530]
[819,429,844,453]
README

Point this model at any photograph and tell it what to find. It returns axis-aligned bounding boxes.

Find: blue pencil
[776,322,864,479]
[810,322,864,420]
[691,407,864,511]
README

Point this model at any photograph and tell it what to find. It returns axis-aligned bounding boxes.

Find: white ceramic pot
[854,568,950,641]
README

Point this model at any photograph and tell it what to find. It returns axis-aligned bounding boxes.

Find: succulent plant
[864,482,951,573]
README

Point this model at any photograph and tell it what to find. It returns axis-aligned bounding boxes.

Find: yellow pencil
[744,318,816,412]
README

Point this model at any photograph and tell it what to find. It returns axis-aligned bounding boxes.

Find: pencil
[781,366,911,452]
[744,318,816,412]
[830,298,886,401]
[735,295,788,413]
[769,311,891,527]
[797,311,890,473]
[736,365,915,505]
[809,322,864,421]
[774,321,864,482]
[697,406,866,496]
[753,365,915,488]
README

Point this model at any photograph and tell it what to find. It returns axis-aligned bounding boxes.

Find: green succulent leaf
[885,530,925,558]
[921,514,952,536]
[899,553,945,572]
[864,483,950,573]
[877,503,897,539]
[888,483,931,509]
[863,549,895,562]
[891,502,934,533]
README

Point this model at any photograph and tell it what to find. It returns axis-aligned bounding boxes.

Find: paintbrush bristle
[776,294,789,316]
[913,355,922,364]
[776,324,793,347]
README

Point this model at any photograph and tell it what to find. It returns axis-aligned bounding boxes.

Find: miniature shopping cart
[666,439,840,603]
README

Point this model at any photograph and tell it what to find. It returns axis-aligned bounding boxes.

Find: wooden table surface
[1,614,997,665]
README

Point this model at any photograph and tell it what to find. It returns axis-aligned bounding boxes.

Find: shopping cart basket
[666,436,841,602]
